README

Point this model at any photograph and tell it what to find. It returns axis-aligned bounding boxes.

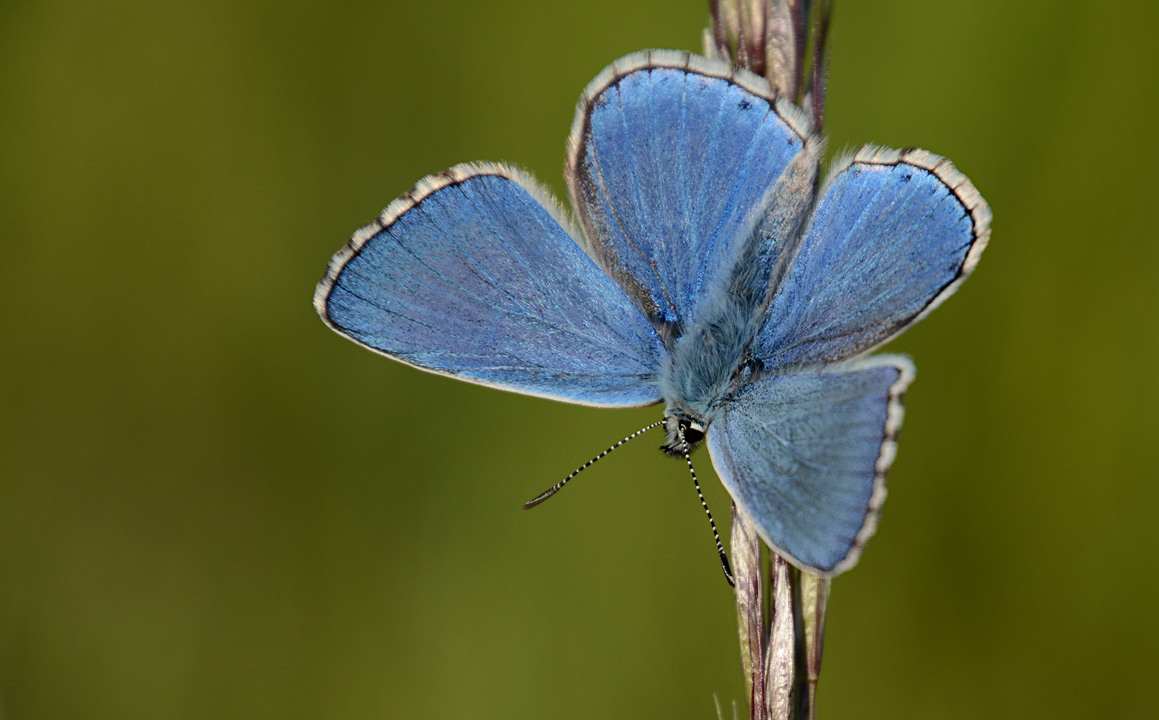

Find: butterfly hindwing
[566,50,813,332]
[706,357,914,575]
[316,163,664,407]
[755,147,991,369]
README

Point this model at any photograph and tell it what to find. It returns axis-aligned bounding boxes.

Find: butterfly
[314,50,990,578]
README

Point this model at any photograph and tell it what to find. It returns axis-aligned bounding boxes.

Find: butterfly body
[657,141,821,453]
[316,50,990,577]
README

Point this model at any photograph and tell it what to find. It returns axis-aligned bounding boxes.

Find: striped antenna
[679,424,736,587]
[523,421,664,509]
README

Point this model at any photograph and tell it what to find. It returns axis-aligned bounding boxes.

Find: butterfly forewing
[316,164,664,407]
[706,357,914,576]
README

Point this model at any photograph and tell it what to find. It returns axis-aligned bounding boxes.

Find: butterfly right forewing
[316,163,665,408]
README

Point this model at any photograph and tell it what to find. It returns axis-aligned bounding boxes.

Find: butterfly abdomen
[659,141,820,423]
[659,287,758,422]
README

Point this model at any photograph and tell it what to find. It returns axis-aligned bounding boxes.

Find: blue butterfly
[314,50,990,578]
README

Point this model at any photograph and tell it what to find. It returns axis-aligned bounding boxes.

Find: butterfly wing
[316,163,664,407]
[754,147,991,369]
[706,357,914,576]
[566,50,814,332]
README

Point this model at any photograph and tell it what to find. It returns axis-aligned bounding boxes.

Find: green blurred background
[2,0,1157,718]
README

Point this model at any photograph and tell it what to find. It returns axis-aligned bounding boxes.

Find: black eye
[681,421,704,445]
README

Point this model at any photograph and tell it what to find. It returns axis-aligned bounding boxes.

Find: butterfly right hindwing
[566,50,813,331]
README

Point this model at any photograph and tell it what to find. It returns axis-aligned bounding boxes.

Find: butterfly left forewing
[706,356,914,576]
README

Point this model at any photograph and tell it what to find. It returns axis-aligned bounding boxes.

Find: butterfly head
[662,414,707,457]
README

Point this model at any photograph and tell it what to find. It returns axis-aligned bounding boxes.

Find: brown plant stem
[730,503,830,720]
